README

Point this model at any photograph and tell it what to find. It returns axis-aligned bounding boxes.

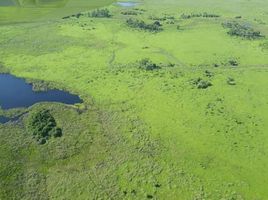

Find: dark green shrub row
[62,13,83,19]
[27,109,62,144]
[126,18,163,32]
[90,8,111,18]
[121,11,139,16]
[222,21,263,39]
[138,58,161,71]
[181,12,220,19]
[149,15,175,21]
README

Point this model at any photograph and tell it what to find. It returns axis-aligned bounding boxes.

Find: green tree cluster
[126,18,163,32]
[27,109,62,144]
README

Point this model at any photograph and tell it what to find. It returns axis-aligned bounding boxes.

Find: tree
[27,109,62,144]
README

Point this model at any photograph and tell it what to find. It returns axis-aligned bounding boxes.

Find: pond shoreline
[0,73,83,110]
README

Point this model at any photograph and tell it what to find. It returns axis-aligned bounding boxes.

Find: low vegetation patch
[126,18,163,32]
[27,109,62,144]
[31,80,50,92]
[260,41,268,50]
[222,21,263,39]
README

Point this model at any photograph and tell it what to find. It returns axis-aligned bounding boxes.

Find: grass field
[0,0,268,199]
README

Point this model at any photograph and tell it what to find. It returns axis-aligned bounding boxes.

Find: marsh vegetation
[0,0,268,199]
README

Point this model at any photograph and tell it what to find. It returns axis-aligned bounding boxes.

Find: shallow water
[0,74,82,110]
[0,0,14,6]
[116,2,138,7]
[0,116,10,123]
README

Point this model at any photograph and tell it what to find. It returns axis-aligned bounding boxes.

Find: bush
[90,8,111,18]
[222,21,263,39]
[27,109,62,144]
[192,78,212,89]
[228,59,239,66]
[204,70,213,77]
[227,77,236,85]
[126,18,163,32]
[138,58,161,71]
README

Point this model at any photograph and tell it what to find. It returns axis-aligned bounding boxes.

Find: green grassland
[1,0,268,199]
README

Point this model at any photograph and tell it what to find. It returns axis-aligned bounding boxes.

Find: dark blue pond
[0,74,82,110]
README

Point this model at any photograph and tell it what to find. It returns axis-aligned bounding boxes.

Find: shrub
[90,8,111,18]
[27,109,62,144]
[138,58,161,71]
[197,80,212,89]
[126,18,163,32]
[192,78,212,89]
[204,70,213,77]
[222,21,263,39]
[228,59,239,66]
[227,77,236,85]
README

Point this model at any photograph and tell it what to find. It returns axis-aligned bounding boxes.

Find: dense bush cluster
[27,109,62,144]
[126,18,163,32]
[222,21,263,39]
[192,78,212,89]
[90,8,111,18]
[228,59,239,66]
[181,12,220,19]
[138,58,161,71]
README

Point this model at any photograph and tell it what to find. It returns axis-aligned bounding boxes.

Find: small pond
[0,74,82,110]
[116,2,138,7]
[0,116,10,123]
[0,0,14,6]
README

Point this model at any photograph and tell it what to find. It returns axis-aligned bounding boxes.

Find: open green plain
[1,0,268,199]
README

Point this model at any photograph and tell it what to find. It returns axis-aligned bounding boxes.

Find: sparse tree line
[63,8,111,19]
[181,12,220,19]
[222,21,264,39]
